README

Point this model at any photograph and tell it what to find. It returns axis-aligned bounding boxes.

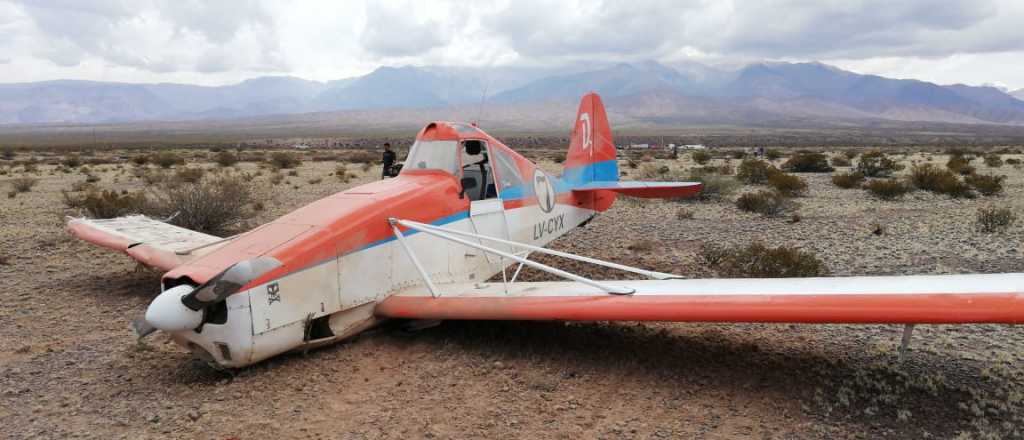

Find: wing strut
[389,218,670,295]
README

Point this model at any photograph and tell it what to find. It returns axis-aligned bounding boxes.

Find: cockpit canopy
[402,139,459,175]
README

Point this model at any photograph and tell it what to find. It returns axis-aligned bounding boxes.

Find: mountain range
[2,61,1024,128]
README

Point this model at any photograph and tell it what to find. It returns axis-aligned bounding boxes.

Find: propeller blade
[132,317,157,338]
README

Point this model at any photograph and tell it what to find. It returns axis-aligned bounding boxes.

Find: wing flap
[376,274,1024,324]
[572,181,701,199]
[67,215,223,271]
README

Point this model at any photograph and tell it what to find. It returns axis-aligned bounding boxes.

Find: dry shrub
[736,159,776,184]
[910,164,974,198]
[1006,158,1021,166]
[311,153,339,162]
[61,154,82,168]
[856,151,901,177]
[676,208,694,220]
[983,154,1003,168]
[1,148,13,160]
[976,207,1016,233]
[174,167,205,183]
[147,175,254,235]
[215,151,239,167]
[729,150,747,160]
[946,155,975,175]
[767,172,808,197]
[269,152,300,169]
[84,174,100,184]
[269,173,284,185]
[765,149,782,160]
[964,174,1005,196]
[687,170,740,201]
[131,155,149,166]
[693,164,733,175]
[864,178,910,200]
[9,176,38,192]
[832,171,865,189]
[307,177,323,184]
[700,242,828,278]
[287,170,299,177]
[691,150,712,165]
[831,156,852,167]
[627,239,656,252]
[64,190,149,218]
[153,151,185,169]
[782,152,833,173]
[735,190,796,216]
[346,151,377,164]
[843,150,859,159]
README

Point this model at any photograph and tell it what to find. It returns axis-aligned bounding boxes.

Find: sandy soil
[1,150,1023,439]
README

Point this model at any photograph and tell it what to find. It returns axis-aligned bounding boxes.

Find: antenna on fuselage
[473,70,491,127]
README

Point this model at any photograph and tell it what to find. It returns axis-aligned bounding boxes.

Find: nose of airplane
[144,284,204,333]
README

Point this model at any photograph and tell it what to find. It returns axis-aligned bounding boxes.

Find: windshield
[401,140,458,175]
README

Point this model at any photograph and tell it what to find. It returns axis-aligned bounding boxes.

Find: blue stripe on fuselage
[499,159,619,201]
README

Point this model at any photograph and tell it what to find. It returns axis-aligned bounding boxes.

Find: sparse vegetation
[691,150,712,165]
[215,151,239,167]
[735,190,796,216]
[983,154,1003,168]
[700,242,828,278]
[856,151,901,177]
[131,155,149,166]
[174,167,205,183]
[782,152,833,173]
[9,176,38,193]
[146,174,255,235]
[946,155,975,175]
[676,208,694,220]
[831,171,865,189]
[831,156,852,167]
[864,178,911,200]
[736,159,776,184]
[269,152,300,169]
[910,164,975,198]
[153,151,185,168]
[964,173,1005,196]
[61,154,82,168]
[63,189,149,218]
[765,149,782,161]
[766,171,808,196]
[687,169,740,201]
[1,148,13,160]
[976,206,1016,233]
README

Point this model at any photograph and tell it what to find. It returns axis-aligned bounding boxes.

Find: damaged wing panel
[67,215,225,271]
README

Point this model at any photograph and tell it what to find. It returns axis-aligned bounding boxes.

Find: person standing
[381,142,396,179]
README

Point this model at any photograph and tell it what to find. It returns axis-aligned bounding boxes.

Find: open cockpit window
[460,140,498,201]
[401,140,459,175]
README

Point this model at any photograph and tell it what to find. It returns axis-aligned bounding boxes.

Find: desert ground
[1,146,1023,439]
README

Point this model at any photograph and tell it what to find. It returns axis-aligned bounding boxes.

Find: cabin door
[461,140,513,265]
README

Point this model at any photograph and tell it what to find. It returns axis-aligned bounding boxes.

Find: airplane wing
[67,215,227,271]
[375,274,1024,324]
[572,181,701,199]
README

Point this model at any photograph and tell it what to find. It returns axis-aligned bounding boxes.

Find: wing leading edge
[376,274,1024,324]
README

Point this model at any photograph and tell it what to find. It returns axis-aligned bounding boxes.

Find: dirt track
[1,152,1023,439]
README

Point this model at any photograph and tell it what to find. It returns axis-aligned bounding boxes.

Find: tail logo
[533,169,556,213]
[579,112,592,151]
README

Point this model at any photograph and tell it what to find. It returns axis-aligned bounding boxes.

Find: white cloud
[0,0,1022,88]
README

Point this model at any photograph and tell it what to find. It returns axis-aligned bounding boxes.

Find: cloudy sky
[1,0,1022,90]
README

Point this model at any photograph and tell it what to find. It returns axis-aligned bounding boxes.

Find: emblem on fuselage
[267,282,281,305]
[533,169,556,213]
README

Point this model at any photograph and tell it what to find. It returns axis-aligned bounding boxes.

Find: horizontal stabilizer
[67,216,224,271]
[572,181,701,199]
[376,274,1024,324]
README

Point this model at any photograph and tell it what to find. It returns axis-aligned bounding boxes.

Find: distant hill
[2,61,1023,127]
[1013,89,1024,101]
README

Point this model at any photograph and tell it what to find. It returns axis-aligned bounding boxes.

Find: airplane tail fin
[564,93,702,211]
[564,93,619,211]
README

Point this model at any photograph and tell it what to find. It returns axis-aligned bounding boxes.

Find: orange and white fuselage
[68,93,1024,369]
